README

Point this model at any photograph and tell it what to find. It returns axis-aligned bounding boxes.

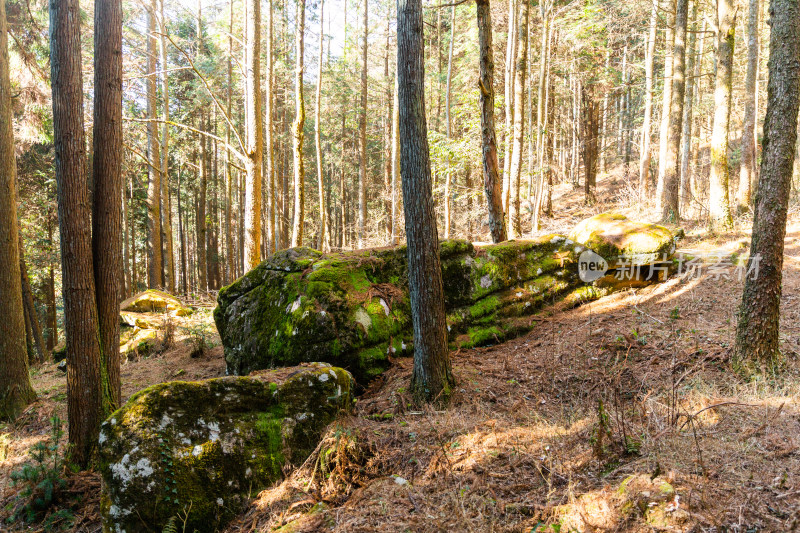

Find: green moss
[469,295,501,319]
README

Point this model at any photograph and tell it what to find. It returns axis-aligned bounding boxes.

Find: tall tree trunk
[290,0,305,247]
[226,0,236,274]
[146,4,163,288]
[157,0,174,293]
[444,5,456,239]
[476,0,507,243]
[582,86,599,201]
[532,6,552,230]
[315,0,328,251]
[507,0,527,238]
[49,0,106,465]
[734,0,800,369]
[655,0,675,210]
[46,216,58,349]
[662,0,688,220]
[18,237,45,363]
[357,0,368,248]
[501,0,517,216]
[397,0,454,403]
[680,5,701,213]
[391,78,400,246]
[738,0,760,210]
[265,0,275,255]
[0,0,36,419]
[244,0,264,267]
[709,0,735,230]
[197,123,208,290]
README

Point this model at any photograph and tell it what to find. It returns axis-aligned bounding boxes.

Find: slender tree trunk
[738,0,760,210]
[662,0,688,220]
[315,0,328,251]
[291,0,305,247]
[444,5,456,239]
[709,0,735,230]
[146,5,163,288]
[390,78,400,246]
[397,0,454,403]
[50,0,105,465]
[501,0,517,216]
[18,238,45,363]
[157,0,174,293]
[582,85,599,201]
[46,216,58,349]
[226,0,236,274]
[357,0,368,248]
[383,18,393,243]
[477,0,507,243]
[197,123,208,290]
[532,7,552,230]
[735,0,800,369]
[656,0,675,211]
[0,0,36,418]
[680,5,700,213]
[244,0,264,266]
[507,0,527,238]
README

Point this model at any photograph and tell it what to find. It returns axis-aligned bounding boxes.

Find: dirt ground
[3,174,800,532]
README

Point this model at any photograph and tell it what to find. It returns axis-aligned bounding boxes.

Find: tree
[244,0,264,266]
[708,0,735,230]
[476,0,507,243]
[655,0,675,206]
[157,0,175,293]
[638,0,657,199]
[315,0,329,252]
[291,0,306,248]
[397,0,454,403]
[50,0,106,466]
[661,0,688,221]
[507,0,528,238]
[146,2,163,288]
[357,0,368,248]
[734,0,800,370]
[0,0,36,420]
[738,0,760,211]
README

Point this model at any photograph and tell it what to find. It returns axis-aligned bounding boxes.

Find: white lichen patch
[354,308,372,330]
[99,431,107,445]
[287,297,302,314]
[537,268,543,275]
[480,275,492,289]
[318,373,330,382]
[217,498,224,506]
[158,413,172,430]
[193,445,203,457]
[110,455,154,489]
[379,298,390,316]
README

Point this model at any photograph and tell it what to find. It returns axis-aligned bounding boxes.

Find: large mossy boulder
[568,212,679,266]
[99,363,354,533]
[215,236,598,384]
[120,289,192,317]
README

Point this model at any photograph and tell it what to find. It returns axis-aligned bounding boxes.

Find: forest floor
[3,172,800,532]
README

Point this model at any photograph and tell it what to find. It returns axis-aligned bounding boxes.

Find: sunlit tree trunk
[157,0,174,293]
[397,0,454,404]
[357,0,368,248]
[738,0,760,211]
[444,5,456,239]
[0,0,36,419]
[19,238,45,363]
[244,0,264,265]
[507,0,527,238]
[708,0,735,230]
[501,0,517,216]
[391,78,400,246]
[146,4,163,288]
[226,0,236,275]
[679,3,700,213]
[735,0,800,370]
[290,0,305,247]
[662,0,688,221]
[655,0,675,211]
[315,0,328,252]
[477,0,507,243]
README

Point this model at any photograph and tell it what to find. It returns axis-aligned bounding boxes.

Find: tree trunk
[735,0,800,369]
[582,85,599,201]
[476,0,507,243]
[18,237,45,363]
[290,0,305,248]
[738,0,760,211]
[315,0,328,252]
[661,0,688,221]
[357,0,368,248]
[507,0,527,238]
[444,5,456,239]
[157,0,174,293]
[49,0,105,465]
[708,0,735,230]
[391,78,400,246]
[655,0,675,211]
[227,0,237,274]
[146,4,163,288]
[501,0,517,216]
[397,0,454,403]
[245,0,264,266]
[0,0,36,419]
[197,123,208,290]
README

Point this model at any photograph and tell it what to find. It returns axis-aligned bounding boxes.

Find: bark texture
[244,0,264,267]
[662,0,688,221]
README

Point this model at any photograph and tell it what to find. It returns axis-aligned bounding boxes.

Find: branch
[125,142,161,174]
[124,116,246,162]
[124,66,193,82]
[160,31,247,157]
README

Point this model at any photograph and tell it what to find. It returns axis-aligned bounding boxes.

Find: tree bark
[708,0,735,230]
[397,0,454,404]
[507,0,527,238]
[391,77,400,246]
[501,0,517,216]
[197,121,208,290]
[146,4,163,288]
[661,0,688,220]
[290,0,305,248]
[245,0,264,266]
[18,237,45,363]
[157,0,174,293]
[679,7,700,213]
[444,5,456,239]
[49,0,105,465]
[655,0,675,210]
[315,0,328,251]
[735,0,800,370]
[357,0,368,248]
[738,0,760,211]
[0,0,36,419]
[476,0,507,243]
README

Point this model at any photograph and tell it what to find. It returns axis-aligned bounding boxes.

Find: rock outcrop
[99,363,354,533]
[215,236,597,384]
[568,213,679,266]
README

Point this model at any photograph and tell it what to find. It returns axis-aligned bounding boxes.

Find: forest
[2,0,800,528]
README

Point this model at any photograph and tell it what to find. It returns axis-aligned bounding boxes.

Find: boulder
[120,290,192,317]
[568,213,679,266]
[215,236,599,384]
[99,363,354,533]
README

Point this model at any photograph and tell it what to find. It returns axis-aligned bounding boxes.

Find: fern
[162,516,178,533]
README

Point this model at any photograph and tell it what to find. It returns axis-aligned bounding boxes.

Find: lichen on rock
[99,363,354,533]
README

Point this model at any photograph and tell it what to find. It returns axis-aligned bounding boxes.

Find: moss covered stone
[568,212,680,266]
[120,289,192,317]
[99,363,354,533]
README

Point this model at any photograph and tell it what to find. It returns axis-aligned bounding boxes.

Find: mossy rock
[98,363,354,533]
[568,213,679,266]
[52,343,67,363]
[215,236,588,384]
[120,289,192,316]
